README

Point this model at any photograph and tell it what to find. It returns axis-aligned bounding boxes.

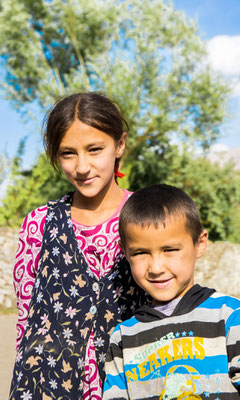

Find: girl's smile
[76,176,96,185]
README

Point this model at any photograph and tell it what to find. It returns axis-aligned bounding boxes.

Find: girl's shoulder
[123,189,133,199]
[118,188,133,210]
[20,193,71,235]
[22,204,48,227]
[19,204,48,242]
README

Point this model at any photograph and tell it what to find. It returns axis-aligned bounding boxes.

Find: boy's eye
[131,251,147,257]
[164,248,179,252]
[89,147,103,152]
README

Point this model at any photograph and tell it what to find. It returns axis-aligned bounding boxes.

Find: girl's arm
[13,207,47,348]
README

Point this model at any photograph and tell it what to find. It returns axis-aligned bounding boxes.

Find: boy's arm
[226,307,240,394]
[103,326,129,400]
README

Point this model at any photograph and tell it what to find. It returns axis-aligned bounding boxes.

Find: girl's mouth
[77,177,96,185]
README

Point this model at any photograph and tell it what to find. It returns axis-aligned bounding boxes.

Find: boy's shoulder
[111,314,141,339]
[115,315,139,330]
[202,290,240,311]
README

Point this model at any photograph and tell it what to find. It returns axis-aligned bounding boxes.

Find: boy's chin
[151,290,188,305]
[152,298,175,305]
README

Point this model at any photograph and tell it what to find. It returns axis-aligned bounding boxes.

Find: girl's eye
[59,151,74,157]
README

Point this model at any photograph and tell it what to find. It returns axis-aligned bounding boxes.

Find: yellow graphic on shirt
[126,337,205,383]
[159,365,201,399]
[126,336,205,399]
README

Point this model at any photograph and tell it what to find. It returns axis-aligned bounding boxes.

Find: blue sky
[0,0,240,169]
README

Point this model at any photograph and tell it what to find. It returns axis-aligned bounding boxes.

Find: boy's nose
[148,256,166,276]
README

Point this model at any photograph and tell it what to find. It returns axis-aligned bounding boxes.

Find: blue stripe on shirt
[199,296,240,310]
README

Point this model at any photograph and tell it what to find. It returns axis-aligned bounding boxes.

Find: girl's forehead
[60,120,115,146]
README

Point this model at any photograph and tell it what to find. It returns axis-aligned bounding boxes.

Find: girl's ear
[196,229,208,258]
[116,131,127,158]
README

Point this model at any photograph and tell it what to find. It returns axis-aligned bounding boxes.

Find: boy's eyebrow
[128,246,147,252]
[162,243,183,248]
[128,242,183,252]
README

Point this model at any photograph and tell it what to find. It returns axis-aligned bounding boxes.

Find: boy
[103,184,240,400]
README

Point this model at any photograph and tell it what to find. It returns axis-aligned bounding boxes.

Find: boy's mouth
[148,277,173,288]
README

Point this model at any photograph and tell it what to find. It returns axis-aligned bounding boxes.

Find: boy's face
[122,216,208,304]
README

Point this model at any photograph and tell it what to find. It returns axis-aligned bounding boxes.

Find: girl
[10,92,146,400]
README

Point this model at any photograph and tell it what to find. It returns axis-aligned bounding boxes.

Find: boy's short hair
[119,184,203,246]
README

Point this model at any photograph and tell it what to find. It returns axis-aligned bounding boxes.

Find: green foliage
[128,146,240,241]
[0,0,119,106]
[0,0,229,149]
[0,153,9,186]
[0,151,73,227]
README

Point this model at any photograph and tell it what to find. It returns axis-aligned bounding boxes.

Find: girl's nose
[76,154,90,175]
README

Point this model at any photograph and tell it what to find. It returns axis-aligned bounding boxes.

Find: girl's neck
[71,179,125,226]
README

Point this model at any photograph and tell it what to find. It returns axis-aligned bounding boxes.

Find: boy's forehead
[125,214,187,234]
[123,214,189,243]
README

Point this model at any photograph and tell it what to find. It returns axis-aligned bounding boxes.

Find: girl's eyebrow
[58,146,74,150]
[59,141,106,150]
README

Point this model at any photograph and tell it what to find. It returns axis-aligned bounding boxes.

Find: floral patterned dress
[10,190,147,399]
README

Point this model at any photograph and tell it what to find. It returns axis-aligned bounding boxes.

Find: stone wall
[0,228,240,312]
[0,227,18,310]
[195,241,240,298]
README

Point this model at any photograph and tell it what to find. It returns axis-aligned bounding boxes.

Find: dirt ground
[0,313,17,400]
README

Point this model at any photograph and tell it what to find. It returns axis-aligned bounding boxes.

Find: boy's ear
[196,229,208,258]
[118,240,129,261]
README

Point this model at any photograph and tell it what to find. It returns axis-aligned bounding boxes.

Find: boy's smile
[122,216,208,304]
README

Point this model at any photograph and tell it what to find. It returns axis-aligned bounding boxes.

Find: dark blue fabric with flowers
[9,192,147,399]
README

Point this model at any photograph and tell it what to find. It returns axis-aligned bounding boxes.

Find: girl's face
[58,120,126,200]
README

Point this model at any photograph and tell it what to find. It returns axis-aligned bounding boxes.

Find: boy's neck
[153,296,182,316]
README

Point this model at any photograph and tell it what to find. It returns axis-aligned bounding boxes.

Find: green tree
[0,148,73,227]
[0,154,8,186]
[129,145,240,241]
[0,0,228,147]
[0,0,234,240]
